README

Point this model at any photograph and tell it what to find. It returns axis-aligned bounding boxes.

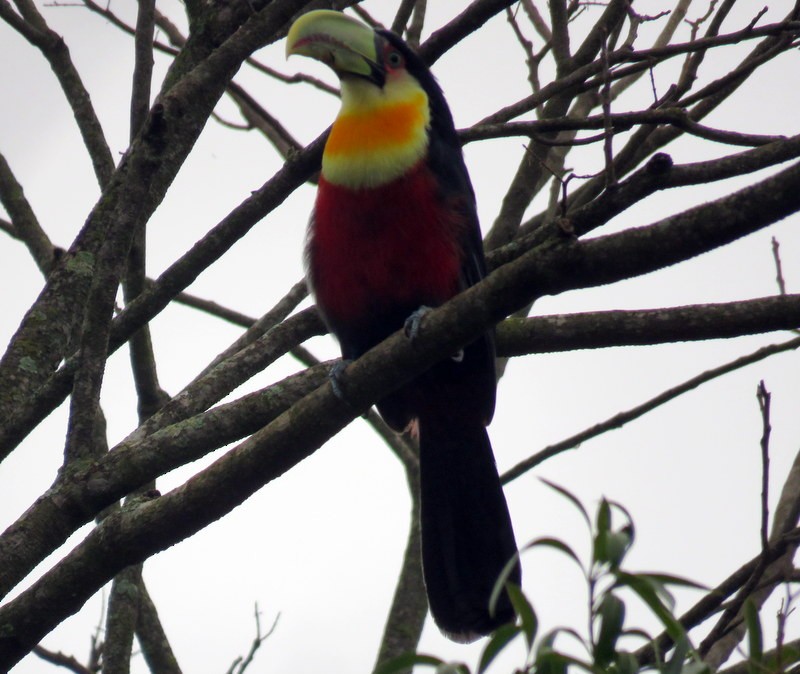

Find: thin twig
[502,336,800,484]
[600,28,616,188]
[391,0,418,35]
[0,152,56,273]
[462,107,786,147]
[772,237,788,295]
[405,0,426,49]
[506,6,542,94]
[3,0,114,186]
[478,20,800,125]
[757,381,772,552]
[227,604,279,674]
[32,645,93,674]
[700,446,800,667]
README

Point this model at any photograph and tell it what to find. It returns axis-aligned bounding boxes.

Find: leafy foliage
[378,484,799,674]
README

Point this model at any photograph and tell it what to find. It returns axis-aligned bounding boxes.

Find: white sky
[1,1,799,672]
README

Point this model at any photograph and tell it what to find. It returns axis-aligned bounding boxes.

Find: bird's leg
[404,305,433,341]
[328,358,353,402]
[405,305,463,362]
[329,359,371,418]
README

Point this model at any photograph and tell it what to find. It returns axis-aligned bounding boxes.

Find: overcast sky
[1,2,799,672]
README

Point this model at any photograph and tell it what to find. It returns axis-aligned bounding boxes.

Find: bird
[286,9,521,642]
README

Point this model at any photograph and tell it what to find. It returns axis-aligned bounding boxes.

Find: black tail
[418,413,521,642]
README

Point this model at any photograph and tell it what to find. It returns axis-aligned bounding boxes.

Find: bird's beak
[286,10,379,81]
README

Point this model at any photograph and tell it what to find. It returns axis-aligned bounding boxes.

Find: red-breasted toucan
[286,9,521,642]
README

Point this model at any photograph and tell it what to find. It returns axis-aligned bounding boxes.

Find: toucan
[286,9,521,642]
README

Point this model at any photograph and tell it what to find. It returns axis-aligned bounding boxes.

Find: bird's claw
[404,305,433,341]
[329,359,352,402]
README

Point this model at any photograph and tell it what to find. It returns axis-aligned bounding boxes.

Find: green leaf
[540,478,592,530]
[597,499,612,536]
[477,623,520,674]
[536,648,602,674]
[596,530,632,569]
[744,598,763,674]
[374,653,446,674]
[593,500,634,568]
[537,650,569,674]
[765,642,800,670]
[606,500,635,534]
[618,573,676,611]
[623,627,655,644]
[488,553,522,619]
[595,593,626,668]
[614,572,685,644]
[633,573,707,592]
[436,664,470,674]
[524,537,584,570]
[538,627,589,654]
[615,650,639,674]
[506,583,537,651]
[663,633,690,674]
[682,659,712,674]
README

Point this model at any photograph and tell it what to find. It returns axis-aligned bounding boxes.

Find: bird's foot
[404,305,433,341]
[404,305,463,363]
[328,359,352,402]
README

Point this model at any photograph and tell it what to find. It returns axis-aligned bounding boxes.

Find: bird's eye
[386,50,403,69]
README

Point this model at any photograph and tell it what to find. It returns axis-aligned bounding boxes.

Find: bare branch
[225,80,303,158]
[600,29,616,188]
[772,237,789,295]
[0,134,326,457]
[124,0,169,425]
[758,381,773,552]
[0,151,56,273]
[701,443,800,667]
[226,605,278,674]
[480,20,800,125]
[32,645,94,674]
[502,336,800,483]
[373,465,426,673]
[505,6,542,95]
[135,582,182,674]
[638,524,800,666]
[464,108,786,147]
[2,159,800,667]
[2,2,800,666]
[103,565,143,674]
[521,0,553,43]
[405,0,426,49]
[499,295,800,355]
[549,0,572,72]
[1,0,114,186]
[418,0,519,65]
[391,0,418,36]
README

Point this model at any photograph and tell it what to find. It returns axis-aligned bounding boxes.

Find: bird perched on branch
[286,9,521,642]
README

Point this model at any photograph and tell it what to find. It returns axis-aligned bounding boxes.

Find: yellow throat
[322,72,430,189]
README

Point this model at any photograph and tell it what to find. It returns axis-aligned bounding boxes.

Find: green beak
[286,10,378,80]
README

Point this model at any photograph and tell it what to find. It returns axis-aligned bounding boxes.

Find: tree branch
[135,580,182,674]
[701,446,800,667]
[502,336,800,483]
[0,152,56,274]
[1,157,800,665]
[0,134,326,459]
[32,644,93,674]
[373,465,427,673]
[500,296,800,355]
[0,0,312,450]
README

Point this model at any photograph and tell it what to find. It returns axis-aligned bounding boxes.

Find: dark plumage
[288,11,522,641]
